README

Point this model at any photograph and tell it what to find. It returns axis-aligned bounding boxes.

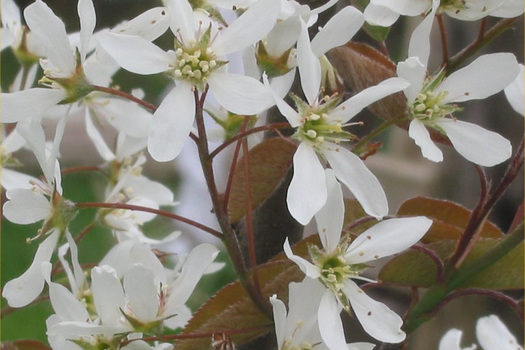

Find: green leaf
[227,138,297,223]
[176,261,304,349]
[379,238,524,290]
[1,340,52,350]
[397,197,504,243]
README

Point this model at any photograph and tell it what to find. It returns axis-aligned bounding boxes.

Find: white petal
[322,143,388,219]
[345,217,432,264]
[148,83,195,162]
[3,189,51,224]
[297,19,321,105]
[397,57,427,103]
[165,0,195,43]
[1,88,66,123]
[2,231,60,307]
[331,77,410,124]
[113,7,170,41]
[269,295,287,347]
[208,72,274,115]
[1,169,37,191]
[315,169,344,252]
[476,315,523,350]
[212,0,280,56]
[283,238,321,278]
[269,68,296,99]
[437,119,512,167]
[408,119,443,162]
[490,0,525,17]
[438,53,519,103]
[48,282,89,322]
[287,143,327,225]
[78,0,96,63]
[167,244,219,309]
[408,0,439,67]
[97,32,173,75]
[24,0,75,75]
[364,4,400,27]
[97,97,152,138]
[311,6,364,57]
[504,64,524,116]
[439,329,468,350]
[343,280,405,343]
[263,73,302,126]
[91,265,127,327]
[371,0,431,16]
[124,264,159,322]
[318,290,348,350]
[265,17,301,57]
[85,108,116,162]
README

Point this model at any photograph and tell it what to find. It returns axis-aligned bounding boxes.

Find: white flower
[284,174,432,343]
[396,0,519,166]
[364,0,524,27]
[264,21,409,224]
[271,278,375,350]
[97,0,279,161]
[1,0,45,56]
[504,63,524,116]
[439,315,523,350]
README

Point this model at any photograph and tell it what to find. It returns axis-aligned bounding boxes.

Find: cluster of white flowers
[1,0,523,348]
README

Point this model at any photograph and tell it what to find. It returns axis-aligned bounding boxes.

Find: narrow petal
[3,189,51,224]
[504,64,524,116]
[78,0,96,62]
[331,77,409,123]
[263,73,302,126]
[476,315,523,350]
[165,0,195,43]
[439,329,468,350]
[318,291,348,350]
[113,7,170,41]
[397,57,426,103]
[408,0,439,67]
[364,4,400,27]
[124,264,159,322]
[148,83,195,162]
[287,143,327,225]
[283,238,321,278]
[2,231,60,307]
[212,0,280,56]
[97,32,173,75]
[208,72,274,115]
[437,119,512,167]
[85,108,116,162]
[48,282,89,322]
[322,143,388,219]
[91,265,127,327]
[269,295,287,347]
[1,89,66,123]
[438,53,519,103]
[408,119,443,162]
[297,19,321,105]
[24,0,75,75]
[315,169,344,252]
[371,0,430,16]
[343,280,406,343]
[345,217,432,264]
[490,0,525,17]
[167,244,219,308]
[311,6,364,56]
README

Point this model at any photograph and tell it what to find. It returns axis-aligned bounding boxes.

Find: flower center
[409,90,459,123]
[171,46,218,86]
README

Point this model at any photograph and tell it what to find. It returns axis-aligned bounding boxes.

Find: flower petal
[364,4,400,27]
[345,217,432,264]
[397,57,426,103]
[297,19,321,105]
[148,83,195,162]
[1,88,66,123]
[78,0,96,62]
[371,0,430,16]
[504,63,524,116]
[343,279,406,343]
[212,0,280,56]
[287,143,327,225]
[315,169,344,252]
[269,295,287,347]
[113,7,170,41]
[318,290,348,350]
[438,53,519,103]
[97,32,173,75]
[476,315,523,350]
[208,72,274,115]
[91,265,127,327]
[124,264,159,322]
[436,119,512,167]
[408,119,443,162]
[283,238,321,278]
[439,329,468,350]
[165,0,195,43]
[3,189,51,224]
[263,73,302,126]
[408,0,439,67]
[2,231,60,307]
[322,143,388,219]
[48,281,89,322]
[311,6,364,56]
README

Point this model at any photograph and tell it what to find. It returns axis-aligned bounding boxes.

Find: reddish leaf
[397,197,504,243]
[1,340,52,350]
[227,138,297,223]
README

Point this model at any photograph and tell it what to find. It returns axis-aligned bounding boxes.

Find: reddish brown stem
[92,85,157,111]
[437,14,449,67]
